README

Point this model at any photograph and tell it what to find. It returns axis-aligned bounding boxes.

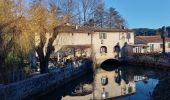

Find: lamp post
[161,26,167,54]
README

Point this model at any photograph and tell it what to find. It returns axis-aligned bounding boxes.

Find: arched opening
[100,59,120,71]
[100,46,107,53]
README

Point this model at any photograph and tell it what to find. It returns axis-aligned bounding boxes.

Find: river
[35,65,165,100]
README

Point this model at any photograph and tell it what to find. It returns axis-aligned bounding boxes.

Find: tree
[0,0,34,83]
[94,2,105,28]
[0,0,24,67]
[80,0,97,23]
[106,7,118,28]
[30,0,59,73]
[57,0,77,24]
[114,15,126,29]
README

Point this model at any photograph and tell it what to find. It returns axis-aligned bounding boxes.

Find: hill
[132,26,170,37]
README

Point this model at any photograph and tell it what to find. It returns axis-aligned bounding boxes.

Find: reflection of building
[35,24,135,64]
[94,69,136,100]
[134,36,170,53]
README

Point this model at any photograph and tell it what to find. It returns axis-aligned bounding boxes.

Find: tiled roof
[54,25,133,33]
[93,27,133,32]
[135,36,170,44]
[54,25,93,33]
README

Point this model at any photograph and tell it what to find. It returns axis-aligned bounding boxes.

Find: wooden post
[161,26,167,54]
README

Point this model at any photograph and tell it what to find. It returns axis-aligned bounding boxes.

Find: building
[134,36,170,53]
[36,24,135,64]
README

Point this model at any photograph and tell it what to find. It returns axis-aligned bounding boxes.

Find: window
[136,48,138,53]
[99,33,107,39]
[168,43,170,48]
[126,32,131,42]
[150,44,154,52]
[160,44,163,48]
[100,46,107,53]
[101,40,104,44]
[88,33,90,36]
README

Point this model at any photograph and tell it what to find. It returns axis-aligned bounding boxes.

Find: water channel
[36,65,165,100]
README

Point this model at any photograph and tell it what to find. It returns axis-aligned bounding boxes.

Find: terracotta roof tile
[54,25,133,33]
[135,36,170,44]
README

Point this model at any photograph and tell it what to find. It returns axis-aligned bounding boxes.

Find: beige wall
[133,42,170,53]
[92,32,134,63]
[147,42,170,52]
[35,31,135,59]
[94,70,135,99]
[53,32,92,52]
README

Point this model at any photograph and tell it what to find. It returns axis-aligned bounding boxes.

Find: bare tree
[57,0,77,24]
[114,15,126,29]
[106,7,118,28]
[94,2,105,28]
[80,0,97,23]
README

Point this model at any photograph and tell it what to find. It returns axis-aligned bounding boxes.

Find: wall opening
[100,59,119,71]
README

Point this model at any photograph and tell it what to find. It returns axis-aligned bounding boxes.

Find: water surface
[37,65,163,100]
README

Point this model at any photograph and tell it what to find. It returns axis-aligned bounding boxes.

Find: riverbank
[152,73,170,100]
[126,54,170,70]
[0,60,92,100]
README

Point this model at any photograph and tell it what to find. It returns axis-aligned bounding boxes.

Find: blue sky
[105,0,170,29]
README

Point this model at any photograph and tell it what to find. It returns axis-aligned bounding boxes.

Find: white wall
[53,32,92,52]
[92,32,134,60]
[147,42,170,53]
[36,31,135,59]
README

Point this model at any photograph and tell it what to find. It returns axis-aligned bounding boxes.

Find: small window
[150,44,154,52]
[88,33,90,36]
[127,32,131,39]
[168,43,170,48]
[99,33,107,39]
[101,40,104,44]
[100,46,107,53]
[160,44,163,48]
[136,48,138,53]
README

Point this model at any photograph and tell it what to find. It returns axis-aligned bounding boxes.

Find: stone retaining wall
[126,55,170,69]
[0,60,92,100]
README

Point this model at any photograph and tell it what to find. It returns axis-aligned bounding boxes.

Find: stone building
[134,36,170,53]
[35,24,135,64]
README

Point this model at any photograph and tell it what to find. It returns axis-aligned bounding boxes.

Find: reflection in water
[37,66,162,100]
[94,66,136,100]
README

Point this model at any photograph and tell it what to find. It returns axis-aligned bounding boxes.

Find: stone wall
[0,60,92,100]
[126,55,170,69]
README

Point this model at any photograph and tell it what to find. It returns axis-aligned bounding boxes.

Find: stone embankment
[0,60,92,100]
[126,54,170,69]
[152,73,170,100]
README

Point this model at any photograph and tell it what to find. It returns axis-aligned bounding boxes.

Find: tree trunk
[39,59,48,73]
[36,29,58,74]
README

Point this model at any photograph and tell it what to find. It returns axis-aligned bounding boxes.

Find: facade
[36,24,135,64]
[91,28,134,63]
[134,36,170,53]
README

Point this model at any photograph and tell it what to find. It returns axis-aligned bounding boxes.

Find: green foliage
[133,28,157,36]
[23,65,32,74]
[133,26,170,37]
[4,51,25,69]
